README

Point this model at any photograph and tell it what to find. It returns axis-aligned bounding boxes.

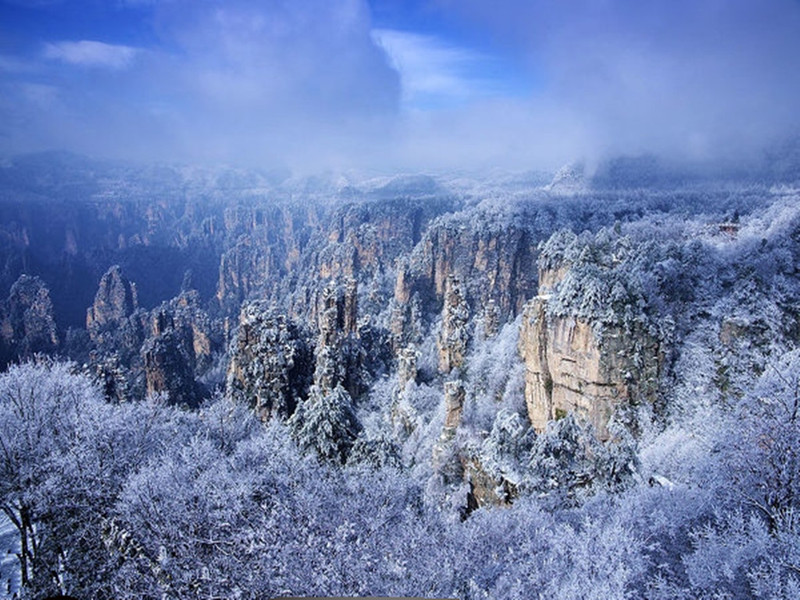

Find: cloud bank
[436,0,800,165]
[1,0,799,172]
[1,0,401,170]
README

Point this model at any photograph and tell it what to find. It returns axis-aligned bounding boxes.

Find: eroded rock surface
[519,268,660,440]
[225,301,311,420]
[87,265,139,334]
[1,274,59,363]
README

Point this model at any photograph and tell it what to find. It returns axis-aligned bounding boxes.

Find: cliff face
[216,205,315,314]
[316,201,420,280]
[398,213,537,318]
[281,198,452,329]
[0,274,59,364]
[87,265,139,335]
[518,268,660,440]
[225,301,312,420]
[390,210,537,350]
[519,298,621,439]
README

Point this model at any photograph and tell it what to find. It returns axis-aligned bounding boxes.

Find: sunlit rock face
[519,268,660,441]
[86,265,138,336]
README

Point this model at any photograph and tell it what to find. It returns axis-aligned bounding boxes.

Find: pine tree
[290,384,361,464]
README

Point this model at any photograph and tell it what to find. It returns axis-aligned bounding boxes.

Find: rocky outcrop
[518,295,660,440]
[142,330,205,407]
[432,380,466,483]
[466,460,516,510]
[216,205,316,315]
[390,210,537,347]
[482,299,500,338]
[0,274,59,363]
[85,266,147,369]
[315,201,422,280]
[390,345,419,436]
[149,290,218,375]
[519,231,663,440]
[389,271,423,350]
[438,276,470,374]
[88,275,221,407]
[442,380,466,431]
[537,266,571,295]
[280,198,452,332]
[86,265,139,335]
[313,280,363,397]
[225,301,312,420]
[216,236,275,310]
[140,290,220,407]
[215,199,435,324]
[396,345,418,391]
[87,266,140,341]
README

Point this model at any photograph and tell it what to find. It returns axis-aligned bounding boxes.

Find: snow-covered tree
[719,349,800,532]
[290,384,362,464]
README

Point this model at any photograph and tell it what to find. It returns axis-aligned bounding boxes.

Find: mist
[1,0,799,172]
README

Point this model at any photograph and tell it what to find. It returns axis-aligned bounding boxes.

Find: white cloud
[6,0,797,172]
[434,0,800,163]
[372,28,520,109]
[43,40,140,70]
[0,1,402,171]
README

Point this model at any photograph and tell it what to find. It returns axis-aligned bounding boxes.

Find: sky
[1,0,799,173]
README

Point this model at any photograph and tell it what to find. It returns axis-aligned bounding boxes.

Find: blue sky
[1,0,799,172]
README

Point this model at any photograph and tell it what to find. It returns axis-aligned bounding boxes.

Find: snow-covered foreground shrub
[3,357,800,599]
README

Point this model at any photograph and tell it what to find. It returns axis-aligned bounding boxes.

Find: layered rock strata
[519,271,660,440]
